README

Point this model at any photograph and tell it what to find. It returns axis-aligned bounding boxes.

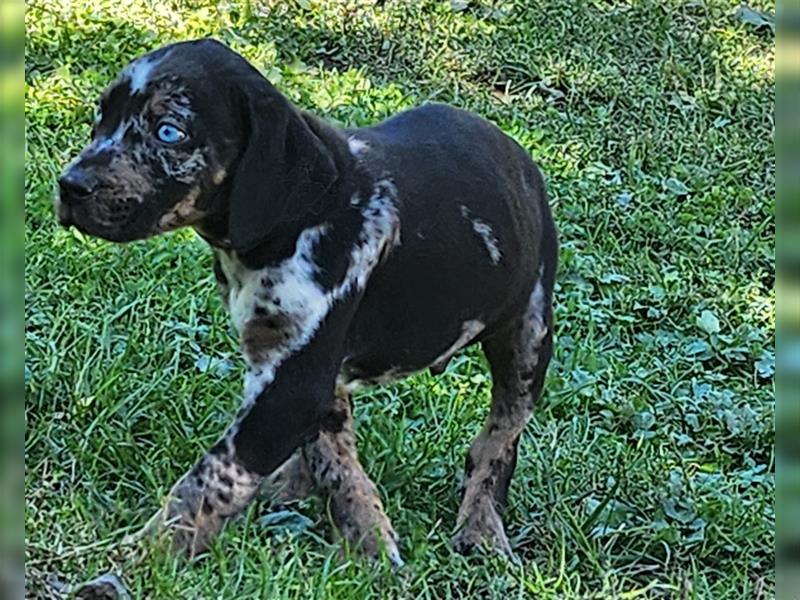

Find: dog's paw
[357,526,403,568]
[341,526,404,568]
[73,574,130,600]
[331,487,403,567]
[161,480,227,559]
[452,500,513,558]
[125,477,225,559]
[131,454,263,558]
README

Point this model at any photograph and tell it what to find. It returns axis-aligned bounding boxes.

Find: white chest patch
[219,180,401,407]
[218,225,329,336]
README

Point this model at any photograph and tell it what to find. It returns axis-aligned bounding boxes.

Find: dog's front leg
[160,436,262,559]
[158,297,358,558]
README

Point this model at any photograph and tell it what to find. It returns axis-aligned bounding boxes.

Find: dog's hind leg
[452,271,554,556]
[303,390,402,566]
[261,450,314,506]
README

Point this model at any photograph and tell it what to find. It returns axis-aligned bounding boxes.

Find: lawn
[24,0,775,598]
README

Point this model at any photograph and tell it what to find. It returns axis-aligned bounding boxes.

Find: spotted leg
[453,271,554,556]
[156,440,263,558]
[139,168,400,557]
[261,449,314,506]
[151,292,362,558]
[303,391,402,566]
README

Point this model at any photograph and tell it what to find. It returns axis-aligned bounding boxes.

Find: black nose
[58,168,97,203]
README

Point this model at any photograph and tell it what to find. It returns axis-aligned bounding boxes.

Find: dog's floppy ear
[228,75,338,254]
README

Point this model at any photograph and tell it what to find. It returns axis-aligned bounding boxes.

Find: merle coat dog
[57,39,558,564]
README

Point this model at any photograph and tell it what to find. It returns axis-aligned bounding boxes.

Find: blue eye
[156,123,187,144]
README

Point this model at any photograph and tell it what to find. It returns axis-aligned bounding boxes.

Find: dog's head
[57,39,338,251]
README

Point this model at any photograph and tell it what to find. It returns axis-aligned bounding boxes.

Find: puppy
[57,39,558,564]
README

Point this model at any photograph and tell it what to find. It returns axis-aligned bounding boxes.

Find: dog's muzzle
[56,166,98,226]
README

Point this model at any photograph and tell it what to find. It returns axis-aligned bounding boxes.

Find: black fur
[228,72,340,254]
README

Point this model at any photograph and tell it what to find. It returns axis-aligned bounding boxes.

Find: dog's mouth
[54,196,74,227]
[54,193,149,242]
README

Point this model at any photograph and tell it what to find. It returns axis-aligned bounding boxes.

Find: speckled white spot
[460,205,502,265]
[525,269,548,361]
[347,136,369,157]
[124,52,167,94]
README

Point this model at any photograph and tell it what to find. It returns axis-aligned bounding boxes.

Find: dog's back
[341,103,557,379]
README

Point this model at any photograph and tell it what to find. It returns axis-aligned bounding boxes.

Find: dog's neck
[194,210,319,267]
[194,113,360,269]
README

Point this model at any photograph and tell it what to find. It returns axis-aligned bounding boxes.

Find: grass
[24,0,775,597]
